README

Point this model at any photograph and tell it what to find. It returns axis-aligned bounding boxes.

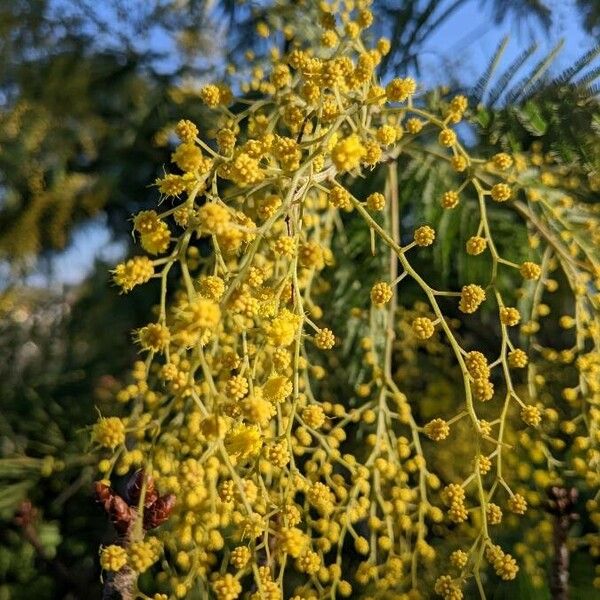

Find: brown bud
[126,470,158,507]
[94,481,114,512]
[143,494,176,530]
[109,495,135,535]
[94,480,135,535]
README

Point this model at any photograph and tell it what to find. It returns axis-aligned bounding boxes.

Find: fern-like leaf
[473,36,509,104]
[577,65,600,90]
[504,40,564,105]
[486,42,538,106]
[588,82,600,97]
[551,44,600,86]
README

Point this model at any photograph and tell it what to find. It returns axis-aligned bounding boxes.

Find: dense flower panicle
[262,376,292,403]
[295,550,321,574]
[374,125,395,146]
[172,143,211,174]
[257,194,282,219]
[362,139,382,165]
[200,84,230,107]
[477,454,492,474]
[478,419,493,437]
[230,546,251,569]
[442,484,469,523]
[225,423,262,459]
[442,483,465,505]
[217,128,237,154]
[450,95,468,113]
[133,210,161,235]
[264,440,290,468]
[226,374,249,400]
[271,236,296,258]
[228,153,264,186]
[302,405,326,429]
[174,297,221,339]
[93,4,599,599]
[278,526,309,557]
[299,241,324,269]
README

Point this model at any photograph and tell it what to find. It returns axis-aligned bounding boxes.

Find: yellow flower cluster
[100,545,127,572]
[92,417,125,449]
[128,537,162,573]
[459,284,486,314]
[112,256,154,292]
[370,281,393,307]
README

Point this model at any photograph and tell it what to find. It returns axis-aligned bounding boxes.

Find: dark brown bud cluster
[95,470,175,534]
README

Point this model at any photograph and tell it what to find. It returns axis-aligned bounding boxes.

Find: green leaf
[476,107,492,128]
[515,101,548,135]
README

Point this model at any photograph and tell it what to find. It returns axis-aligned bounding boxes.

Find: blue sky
[415,0,596,87]
[40,0,598,286]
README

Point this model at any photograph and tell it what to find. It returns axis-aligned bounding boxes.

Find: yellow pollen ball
[331,134,366,172]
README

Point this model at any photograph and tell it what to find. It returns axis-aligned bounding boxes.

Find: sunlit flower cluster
[94,2,600,598]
